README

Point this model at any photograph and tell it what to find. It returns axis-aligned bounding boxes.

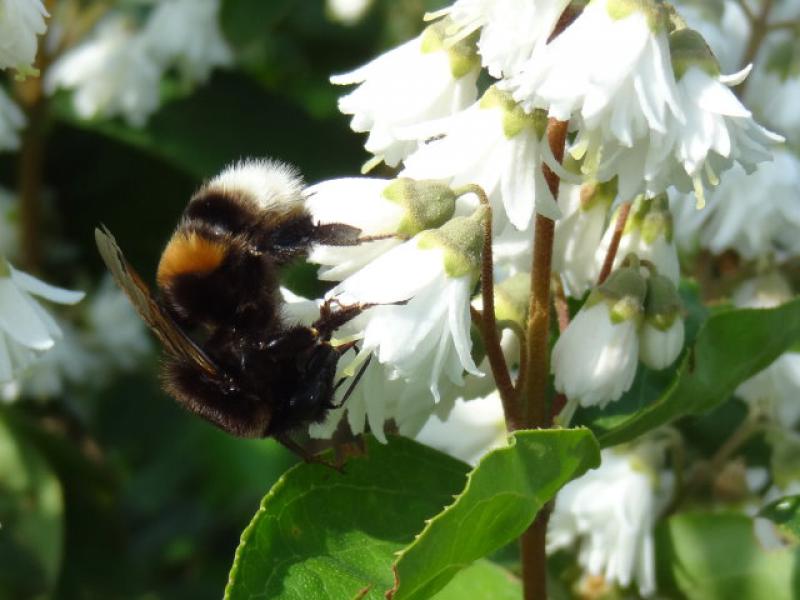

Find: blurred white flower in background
[733,272,800,427]
[0,87,24,151]
[670,148,800,260]
[85,275,151,372]
[45,17,162,126]
[332,19,480,168]
[548,446,670,597]
[14,317,97,399]
[326,0,374,25]
[142,0,232,84]
[0,0,48,74]
[0,258,84,384]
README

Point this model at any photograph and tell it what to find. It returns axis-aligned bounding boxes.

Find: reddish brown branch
[596,202,632,285]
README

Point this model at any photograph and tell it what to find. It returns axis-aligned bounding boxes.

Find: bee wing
[94,226,219,376]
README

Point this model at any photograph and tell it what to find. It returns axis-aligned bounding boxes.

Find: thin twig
[733,0,756,23]
[736,0,774,97]
[596,202,632,285]
[457,184,522,429]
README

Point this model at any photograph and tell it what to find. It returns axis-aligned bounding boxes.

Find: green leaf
[586,298,800,447]
[431,560,521,600]
[224,436,470,600]
[225,430,599,600]
[657,512,800,599]
[388,429,600,600]
[0,414,64,598]
[759,495,800,544]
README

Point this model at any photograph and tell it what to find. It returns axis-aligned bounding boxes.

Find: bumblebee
[96,159,367,454]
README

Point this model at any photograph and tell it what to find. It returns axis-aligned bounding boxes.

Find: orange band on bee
[157,232,227,287]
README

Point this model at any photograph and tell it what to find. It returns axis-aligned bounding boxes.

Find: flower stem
[596,201,632,285]
[736,0,774,97]
[457,184,522,429]
[519,117,568,600]
[14,59,51,273]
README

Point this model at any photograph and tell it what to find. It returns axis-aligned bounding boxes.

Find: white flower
[548,447,668,597]
[0,87,24,151]
[45,18,163,127]
[639,318,684,370]
[746,69,800,143]
[595,196,679,284]
[326,0,373,25]
[305,177,456,281]
[0,259,84,383]
[508,0,682,149]
[332,19,479,168]
[415,392,507,465]
[552,266,646,414]
[554,183,612,298]
[553,301,640,411]
[402,87,559,229]
[0,0,48,74]
[16,318,98,399]
[330,213,484,403]
[85,276,151,371]
[670,148,800,260]
[434,0,570,78]
[645,56,783,204]
[142,0,232,83]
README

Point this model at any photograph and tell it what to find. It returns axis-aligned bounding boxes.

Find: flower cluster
[294,0,800,592]
[44,0,231,126]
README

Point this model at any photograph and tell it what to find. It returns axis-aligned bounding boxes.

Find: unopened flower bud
[669,28,720,80]
[421,19,480,78]
[639,274,684,370]
[493,272,531,330]
[552,261,646,410]
[417,206,487,279]
[639,195,680,284]
[382,178,457,235]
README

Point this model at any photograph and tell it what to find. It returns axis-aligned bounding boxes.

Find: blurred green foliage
[0,1,444,597]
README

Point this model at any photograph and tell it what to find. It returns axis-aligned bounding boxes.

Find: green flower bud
[493,272,531,329]
[606,0,670,32]
[640,194,673,245]
[479,86,548,139]
[417,206,488,279]
[670,28,720,80]
[421,19,480,79]
[382,178,458,236]
[644,273,683,330]
[594,257,648,323]
[580,179,617,212]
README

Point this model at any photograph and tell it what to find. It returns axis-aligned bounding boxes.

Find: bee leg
[275,434,344,473]
[314,299,373,339]
[330,354,372,409]
[314,223,362,246]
